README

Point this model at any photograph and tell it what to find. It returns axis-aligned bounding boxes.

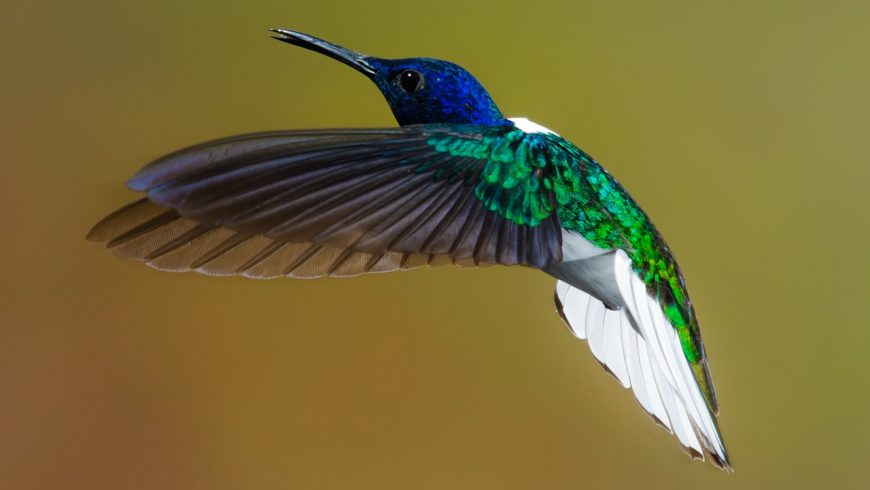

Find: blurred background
[2,1,869,489]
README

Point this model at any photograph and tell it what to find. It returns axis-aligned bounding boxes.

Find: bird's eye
[398,69,424,93]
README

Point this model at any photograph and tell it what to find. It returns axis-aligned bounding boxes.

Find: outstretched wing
[87,126,567,277]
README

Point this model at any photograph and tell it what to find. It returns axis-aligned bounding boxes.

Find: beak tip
[268,28,295,40]
[266,28,376,76]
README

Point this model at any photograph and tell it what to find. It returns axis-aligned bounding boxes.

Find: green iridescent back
[425,125,705,366]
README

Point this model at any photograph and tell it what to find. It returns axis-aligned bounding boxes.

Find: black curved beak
[270,28,376,77]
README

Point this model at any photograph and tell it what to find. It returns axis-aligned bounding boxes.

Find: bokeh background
[2,1,869,489]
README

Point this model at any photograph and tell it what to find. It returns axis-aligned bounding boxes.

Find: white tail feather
[554,249,728,467]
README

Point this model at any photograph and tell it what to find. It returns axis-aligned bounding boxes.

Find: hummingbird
[87,28,730,470]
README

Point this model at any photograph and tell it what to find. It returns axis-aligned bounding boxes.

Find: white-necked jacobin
[88,28,730,470]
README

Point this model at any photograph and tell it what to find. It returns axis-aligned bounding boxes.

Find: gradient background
[3,1,869,489]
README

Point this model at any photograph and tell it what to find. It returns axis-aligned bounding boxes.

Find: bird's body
[88,29,730,469]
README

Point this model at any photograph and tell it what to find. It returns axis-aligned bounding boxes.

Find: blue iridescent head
[271,29,506,126]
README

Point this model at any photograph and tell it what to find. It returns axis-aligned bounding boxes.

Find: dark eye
[398,69,424,93]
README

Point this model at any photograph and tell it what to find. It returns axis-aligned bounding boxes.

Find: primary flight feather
[88,28,730,469]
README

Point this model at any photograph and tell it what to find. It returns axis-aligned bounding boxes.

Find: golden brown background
[2,1,869,489]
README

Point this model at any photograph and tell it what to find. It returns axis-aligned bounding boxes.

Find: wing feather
[636,332,672,427]
[603,312,630,387]
[90,127,564,272]
[612,251,730,468]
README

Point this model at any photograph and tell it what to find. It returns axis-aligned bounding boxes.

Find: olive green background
[2,1,868,489]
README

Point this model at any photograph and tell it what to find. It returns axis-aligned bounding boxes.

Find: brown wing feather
[88,199,453,278]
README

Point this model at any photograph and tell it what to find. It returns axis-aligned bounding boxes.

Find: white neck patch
[508,117,558,136]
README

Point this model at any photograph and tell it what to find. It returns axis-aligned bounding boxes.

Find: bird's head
[271,29,506,126]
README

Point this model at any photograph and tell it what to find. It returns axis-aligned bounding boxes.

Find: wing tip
[126,173,149,192]
[707,448,733,472]
[643,408,673,433]
[685,438,732,472]
[704,428,732,472]
[85,198,146,243]
[86,198,171,244]
[594,358,630,389]
[682,445,705,462]
[553,289,572,331]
